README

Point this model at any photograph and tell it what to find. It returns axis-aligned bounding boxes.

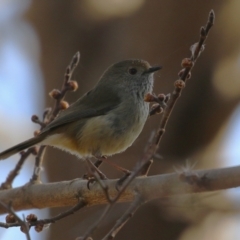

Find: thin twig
[0,199,86,231]
[0,201,31,240]
[0,148,37,189]
[102,195,143,240]
[29,51,80,183]
[139,131,155,176]
[49,51,80,121]
[29,146,46,184]
[142,10,215,164]
[139,11,215,177]
[80,205,112,240]
[22,215,31,240]
[29,198,86,228]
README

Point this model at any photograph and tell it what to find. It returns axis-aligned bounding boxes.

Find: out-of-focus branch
[0,202,31,240]
[102,195,143,240]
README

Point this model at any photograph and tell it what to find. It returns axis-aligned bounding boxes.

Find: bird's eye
[128,68,137,75]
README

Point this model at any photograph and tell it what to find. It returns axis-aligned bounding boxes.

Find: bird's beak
[143,66,162,74]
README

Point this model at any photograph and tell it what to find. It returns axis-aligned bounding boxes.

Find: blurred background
[0,0,240,239]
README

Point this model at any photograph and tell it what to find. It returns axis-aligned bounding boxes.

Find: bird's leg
[98,156,133,191]
[115,161,153,191]
[84,159,107,189]
[83,159,107,181]
[93,158,103,168]
[82,158,103,179]
[99,156,131,175]
[83,155,133,189]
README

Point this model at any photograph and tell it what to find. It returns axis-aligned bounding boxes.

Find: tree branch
[0,165,239,215]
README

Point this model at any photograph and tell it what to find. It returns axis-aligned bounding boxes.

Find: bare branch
[1,148,37,189]
[0,165,239,215]
[155,10,214,148]
[0,199,86,233]
[49,51,80,121]
[0,202,31,240]
[29,51,80,183]
[102,195,143,240]
[29,146,46,184]
[80,205,112,240]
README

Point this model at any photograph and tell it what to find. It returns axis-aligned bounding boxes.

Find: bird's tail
[0,134,45,160]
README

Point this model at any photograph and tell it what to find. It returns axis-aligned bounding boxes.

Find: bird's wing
[42,85,121,133]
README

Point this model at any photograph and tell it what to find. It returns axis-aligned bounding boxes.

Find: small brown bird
[0,59,161,160]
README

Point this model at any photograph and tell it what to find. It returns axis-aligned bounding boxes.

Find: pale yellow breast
[42,133,81,157]
[42,108,146,158]
[76,114,143,157]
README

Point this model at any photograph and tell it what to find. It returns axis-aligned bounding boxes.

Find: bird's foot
[83,159,107,189]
